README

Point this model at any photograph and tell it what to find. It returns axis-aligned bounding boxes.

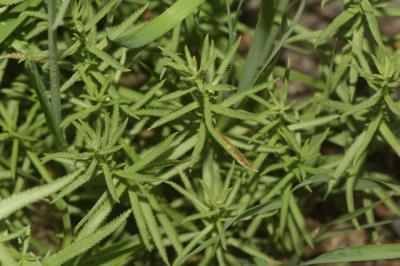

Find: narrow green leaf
[211,104,258,121]
[44,210,130,266]
[342,92,381,117]
[379,121,400,157]
[165,181,209,212]
[158,87,196,102]
[43,152,94,161]
[221,81,272,108]
[315,6,359,46]
[107,4,149,40]
[148,101,199,130]
[87,45,130,72]
[212,36,241,84]
[53,159,98,201]
[288,115,339,131]
[122,133,177,174]
[75,184,126,240]
[140,199,170,266]
[361,0,384,47]
[10,138,19,179]
[238,0,276,91]
[101,163,118,203]
[84,0,120,31]
[289,195,313,247]
[302,244,400,265]
[128,191,152,251]
[0,173,75,220]
[52,0,71,30]
[384,93,400,118]
[27,61,65,146]
[190,122,206,169]
[173,224,213,266]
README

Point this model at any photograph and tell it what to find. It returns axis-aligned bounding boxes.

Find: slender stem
[48,0,61,125]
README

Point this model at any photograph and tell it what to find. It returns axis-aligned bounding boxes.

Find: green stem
[48,0,61,125]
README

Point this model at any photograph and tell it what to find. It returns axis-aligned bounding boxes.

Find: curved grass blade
[111,0,205,48]
[237,0,276,90]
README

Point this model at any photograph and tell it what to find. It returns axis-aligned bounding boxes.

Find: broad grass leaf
[301,244,400,265]
[112,0,205,48]
[238,0,276,91]
[0,243,18,266]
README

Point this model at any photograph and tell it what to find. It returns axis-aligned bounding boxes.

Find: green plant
[1,0,400,265]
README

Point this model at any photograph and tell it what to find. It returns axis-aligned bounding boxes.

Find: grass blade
[301,244,400,265]
[112,0,205,48]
